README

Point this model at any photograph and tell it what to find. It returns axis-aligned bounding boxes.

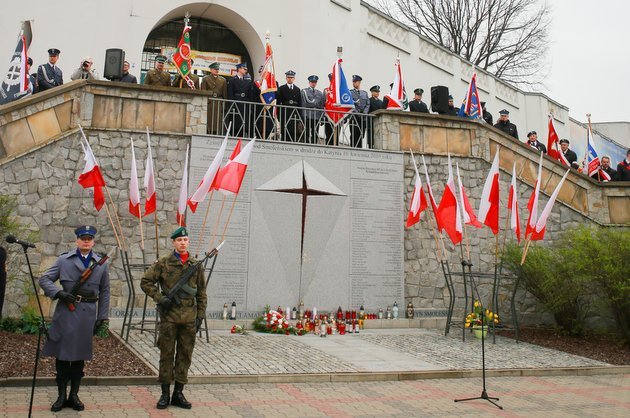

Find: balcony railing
[206,97,374,148]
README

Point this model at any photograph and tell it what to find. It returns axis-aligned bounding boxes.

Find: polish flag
[547,114,562,161]
[128,139,141,218]
[531,169,570,241]
[211,139,242,191]
[215,138,256,195]
[406,151,428,228]
[143,129,156,216]
[525,152,544,239]
[77,127,106,211]
[188,129,229,212]
[421,155,442,230]
[477,148,500,235]
[508,163,521,243]
[436,155,462,244]
[176,144,190,226]
[455,163,482,228]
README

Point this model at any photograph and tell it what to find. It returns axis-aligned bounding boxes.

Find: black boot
[50,376,68,412]
[171,382,192,409]
[67,362,85,412]
[156,384,170,409]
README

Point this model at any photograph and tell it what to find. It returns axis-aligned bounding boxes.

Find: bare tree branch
[366,0,551,89]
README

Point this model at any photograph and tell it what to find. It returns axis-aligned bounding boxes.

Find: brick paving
[1,374,628,417]
[128,328,606,376]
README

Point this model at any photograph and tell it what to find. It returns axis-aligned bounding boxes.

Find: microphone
[5,235,36,249]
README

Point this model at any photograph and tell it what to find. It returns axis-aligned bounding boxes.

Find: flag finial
[265,30,270,40]
[336,46,343,58]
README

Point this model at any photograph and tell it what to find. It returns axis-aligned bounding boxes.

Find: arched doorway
[142,17,254,81]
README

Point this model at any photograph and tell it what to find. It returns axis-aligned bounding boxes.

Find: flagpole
[208,194,226,252]
[104,186,127,252]
[195,191,215,257]
[586,113,601,182]
[520,238,532,265]
[219,195,238,243]
[153,212,160,258]
[102,196,122,250]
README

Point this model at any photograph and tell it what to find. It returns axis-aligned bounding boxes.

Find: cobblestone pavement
[127,328,606,376]
[2,374,628,417]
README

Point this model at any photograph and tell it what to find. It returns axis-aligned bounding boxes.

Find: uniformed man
[446,95,459,116]
[558,139,579,169]
[594,156,617,181]
[367,85,384,149]
[301,75,325,144]
[494,109,519,139]
[39,226,110,412]
[172,59,200,89]
[277,70,303,142]
[143,55,171,87]
[201,62,228,134]
[27,57,38,94]
[409,88,429,113]
[350,75,370,147]
[481,102,493,125]
[70,56,99,80]
[37,48,63,92]
[526,131,547,154]
[227,63,255,137]
[141,227,206,410]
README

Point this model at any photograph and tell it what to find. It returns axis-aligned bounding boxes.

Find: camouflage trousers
[157,321,196,384]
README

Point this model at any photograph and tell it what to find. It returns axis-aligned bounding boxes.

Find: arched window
[142,17,253,80]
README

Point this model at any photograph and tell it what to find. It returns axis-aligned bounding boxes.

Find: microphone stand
[16,242,48,418]
[454,260,502,410]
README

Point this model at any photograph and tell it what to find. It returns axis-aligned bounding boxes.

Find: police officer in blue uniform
[350,75,370,147]
[277,70,303,142]
[227,63,255,137]
[37,48,63,92]
[301,75,325,144]
[39,225,110,412]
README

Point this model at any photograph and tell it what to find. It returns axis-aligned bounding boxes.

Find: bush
[0,316,22,333]
[502,226,630,342]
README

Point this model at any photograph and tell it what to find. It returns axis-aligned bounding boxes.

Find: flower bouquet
[465,300,499,337]
[252,307,305,336]
[230,324,247,335]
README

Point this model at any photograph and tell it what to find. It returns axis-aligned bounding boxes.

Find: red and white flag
[176,144,190,226]
[78,127,106,211]
[188,130,229,212]
[436,155,462,244]
[531,169,570,241]
[508,163,521,243]
[143,129,156,216]
[421,155,442,230]
[214,138,256,195]
[477,148,500,235]
[525,152,544,239]
[406,151,428,228]
[384,58,409,111]
[546,114,562,162]
[455,163,482,228]
[211,139,241,190]
[128,138,141,218]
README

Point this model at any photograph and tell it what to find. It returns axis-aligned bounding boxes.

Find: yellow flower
[474,301,480,308]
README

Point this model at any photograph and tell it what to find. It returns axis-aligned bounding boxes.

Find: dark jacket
[228,75,255,101]
[482,110,493,125]
[561,149,579,169]
[409,100,429,113]
[37,63,63,91]
[527,140,547,154]
[494,120,519,139]
[368,97,384,113]
[616,160,630,181]
[276,83,302,107]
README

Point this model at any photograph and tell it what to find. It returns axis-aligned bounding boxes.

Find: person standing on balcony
[367,85,384,149]
[37,48,63,92]
[172,59,199,89]
[143,55,171,87]
[277,70,303,142]
[409,88,429,113]
[227,63,255,137]
[70,56,99,81]
[494,109,519,139]
[558,139,579,169]
[301,75,325,144]
[201,62,227,135]
[615,149,630,181]
[526,131,547,153]
[350,75,370,147]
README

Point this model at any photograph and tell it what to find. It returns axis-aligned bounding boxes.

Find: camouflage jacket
[141,252,207,323]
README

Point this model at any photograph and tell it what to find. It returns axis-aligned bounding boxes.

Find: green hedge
[502,226,630,344]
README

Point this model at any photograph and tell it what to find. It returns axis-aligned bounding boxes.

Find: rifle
[67,247,115,312]
[157,241,224,316]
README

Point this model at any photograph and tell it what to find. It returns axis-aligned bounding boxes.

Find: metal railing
[206,97,375,148]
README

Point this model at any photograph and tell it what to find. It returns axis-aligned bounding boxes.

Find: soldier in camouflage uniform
[143,55,171,87]
[141,227,207,409]
[201,62,228,134]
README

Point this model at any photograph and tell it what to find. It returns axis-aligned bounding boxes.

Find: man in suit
[526,131,547,154]
[39,226,110,412]
[301,75,325,144]
[409,88,429,113]
[201,62,227,134]
[350,75,370,147]
[558,139,579,169]
[276,70,303,142]
[37,48,63,92]
[143,55,171,87]
[227,63,255,137]
[494,109,519,139]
